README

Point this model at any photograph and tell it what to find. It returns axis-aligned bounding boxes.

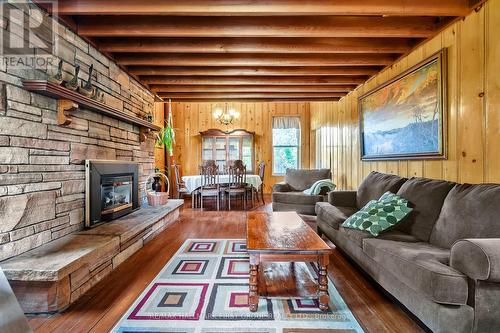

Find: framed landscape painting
[359,50,447,160]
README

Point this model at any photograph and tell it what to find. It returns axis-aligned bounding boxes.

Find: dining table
[182,174,263,194]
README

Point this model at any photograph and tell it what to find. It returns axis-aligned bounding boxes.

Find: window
[272,116,300,175]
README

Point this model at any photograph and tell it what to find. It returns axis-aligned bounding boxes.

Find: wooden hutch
[200,129,255,172]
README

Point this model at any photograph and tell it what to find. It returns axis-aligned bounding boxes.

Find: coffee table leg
[249,254,259,312]
[318,254,330,311]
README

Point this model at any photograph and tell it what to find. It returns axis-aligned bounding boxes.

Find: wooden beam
[56,0,470,16]
[161,97,342,102]
[150,85,357,93]
[97,37,416,54]
[76,16,443,38]
[157,92,347,99]
[128,66,381,76]
[141,76,366,85]
[116,54,395,67]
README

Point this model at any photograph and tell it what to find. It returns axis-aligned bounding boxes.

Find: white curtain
[272,116,300,129]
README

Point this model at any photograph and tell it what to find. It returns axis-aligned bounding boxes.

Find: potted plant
[155,100,175,156]
[155,123,175,156]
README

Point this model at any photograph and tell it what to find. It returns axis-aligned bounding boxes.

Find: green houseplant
[155,100,175,156]
[155,123,175,156]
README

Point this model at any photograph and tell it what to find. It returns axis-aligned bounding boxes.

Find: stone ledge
[76,200,183,245]
[0,200,183,313]
[0,234,118,281]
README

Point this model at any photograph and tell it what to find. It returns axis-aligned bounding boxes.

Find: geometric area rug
[112,239,364,333]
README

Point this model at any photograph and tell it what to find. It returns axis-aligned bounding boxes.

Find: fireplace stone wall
[0,4,156,261]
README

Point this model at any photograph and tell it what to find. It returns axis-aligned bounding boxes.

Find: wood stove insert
[85,160,139,228]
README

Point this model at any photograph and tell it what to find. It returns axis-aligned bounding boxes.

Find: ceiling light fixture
[213,103,239,125]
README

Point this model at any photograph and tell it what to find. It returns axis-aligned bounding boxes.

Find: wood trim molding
[200,128,256,136]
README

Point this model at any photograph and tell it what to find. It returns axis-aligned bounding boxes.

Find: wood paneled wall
[310,0,500,190]
[170,101,310,193]
[153,102,166,172]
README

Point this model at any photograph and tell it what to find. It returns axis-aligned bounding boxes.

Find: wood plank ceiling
[44,0,481,101]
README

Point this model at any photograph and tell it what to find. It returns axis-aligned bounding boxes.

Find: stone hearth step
[0,234,118,282]
[0,200,183,314]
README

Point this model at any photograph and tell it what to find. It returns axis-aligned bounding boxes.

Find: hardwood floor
[28,196,425,333]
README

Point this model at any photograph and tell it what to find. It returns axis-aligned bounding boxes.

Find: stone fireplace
[0,3,157,263]
[0,4,186,313]
[85,160,139,228]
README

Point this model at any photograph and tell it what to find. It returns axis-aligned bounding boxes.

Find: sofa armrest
[450,239,500,282]
[327,190,357,207]
[272,182,291,193]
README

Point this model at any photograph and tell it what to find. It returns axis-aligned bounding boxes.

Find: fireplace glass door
[100,175,133,215]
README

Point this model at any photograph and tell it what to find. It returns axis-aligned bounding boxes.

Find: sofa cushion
[272,191,324,205]
[363,239,469,305]
[272,202,317,215]
[339,226,371,247]
[272,182,291,192]
[430,183,500,249]
[356,171,407,208]
[395,177,456,242]
[339,227,419,248]
[328,191,357,207]
[285,169,331,191]
[343,193,412,236]
[316,202,357,230]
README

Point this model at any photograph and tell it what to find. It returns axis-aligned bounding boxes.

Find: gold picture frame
[358,49,447,161]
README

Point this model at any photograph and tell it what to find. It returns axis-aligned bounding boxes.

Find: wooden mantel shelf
[22,80,161,142]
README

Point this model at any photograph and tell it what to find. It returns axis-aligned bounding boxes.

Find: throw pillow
[342,192,413,236]
[379,191,409,205]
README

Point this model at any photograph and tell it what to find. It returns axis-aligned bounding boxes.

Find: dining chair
[199,163,222,210]
[228,159,244,169]
[226,160,249,202]
[225,163,248,210]
[257,161,266,204]
[246,161,265,206]
[200,160,219,206]
[172,162,190,199]
[225,160,243,174]
[202,159,217,168]
[223,160,244,191]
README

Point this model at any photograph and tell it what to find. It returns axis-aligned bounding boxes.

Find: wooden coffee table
[246,211,332,312]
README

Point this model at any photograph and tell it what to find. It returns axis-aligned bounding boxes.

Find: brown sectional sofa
[316,171,500,333]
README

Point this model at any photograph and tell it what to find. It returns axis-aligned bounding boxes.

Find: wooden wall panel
[485,0,500,183]
[153,102,165,172]
[458,7,485,184]
[170,101,310,193]
[310,0,500,190]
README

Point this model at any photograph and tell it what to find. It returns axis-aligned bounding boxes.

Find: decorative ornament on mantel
[213,103,239,126]
[48,60,63,85]
[63,64,80,91]
[78,64,95,97]
[21,80,161,142]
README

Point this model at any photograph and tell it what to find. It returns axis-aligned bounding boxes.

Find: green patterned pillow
[342,192,413,236]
